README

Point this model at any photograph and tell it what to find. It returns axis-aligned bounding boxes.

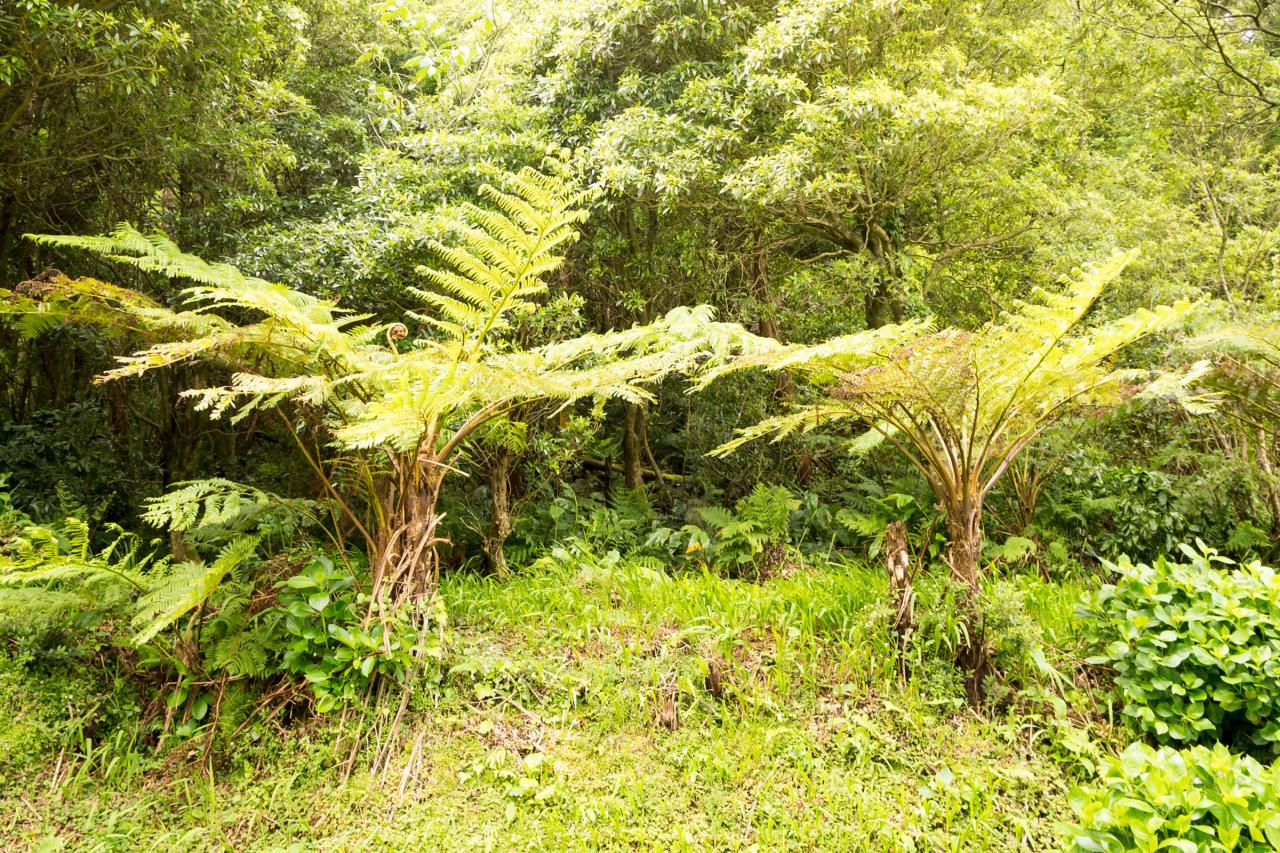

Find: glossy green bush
[1063,742,1280,852]
[1081,544,1280,755]
[278,556,444,712]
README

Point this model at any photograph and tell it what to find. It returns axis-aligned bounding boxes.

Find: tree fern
[702,250,1204,695]
[14,167,763,626]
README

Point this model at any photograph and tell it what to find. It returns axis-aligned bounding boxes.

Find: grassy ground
[1,551,1105,851]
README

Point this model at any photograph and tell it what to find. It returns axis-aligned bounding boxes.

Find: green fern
[142,479,319,544]
[207,618,278,679]
[412,168,594,355]
[14,167,765,616]
[131,535,261,645]
[0,519,155,590]
[704,250,1205,594]
[1188,322,1280,439]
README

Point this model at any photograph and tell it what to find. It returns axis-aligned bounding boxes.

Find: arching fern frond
[131,534,261,645]
[410,166,595,355]
[142,479,320,543]
[707,250,1201,500]
[31,226,289,299]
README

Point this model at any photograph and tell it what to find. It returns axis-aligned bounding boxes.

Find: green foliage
[1048,459,1196,563]
[0,649,140,784]
[131,534,260,645]
[411,168,593,351]
[1062,742,1280,852]
[278,555,445,712]
[16,169,762,622]
[708,252,1204,463]
[0,405,156,524]
[0,516,152,597]
[1081,544,1280,756]
[836,491,930,560]
[142,478,320,550]
[0,512,263,653]
[694,485,799,575]
[0,483,147,650]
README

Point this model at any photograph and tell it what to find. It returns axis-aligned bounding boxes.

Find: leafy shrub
[831,477,946,564]
[1081,544,1280,755]
[1048,459,1195,563]
[0,404,158,525]
[695,485,799,575]
[0,482,323,744]
[278,556,445,712]
[1062,742,1280,852]
[509,484,659,563]
[0,517,158,648]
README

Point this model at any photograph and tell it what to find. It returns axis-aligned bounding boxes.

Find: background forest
[2,0,1280,849]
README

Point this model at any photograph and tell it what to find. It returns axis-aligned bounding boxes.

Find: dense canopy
[1,0,1279,848]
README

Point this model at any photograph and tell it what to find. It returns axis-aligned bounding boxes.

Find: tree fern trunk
[622,402,645,491]
[485,450,514,576]
[371,465,446,617]
[946,498,987,706]
[884,520,914,677]
[946,504,982,596]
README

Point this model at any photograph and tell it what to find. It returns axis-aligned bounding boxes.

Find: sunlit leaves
[709,251,1202,502]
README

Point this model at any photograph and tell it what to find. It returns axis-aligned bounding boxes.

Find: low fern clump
[1062,742,1280,852]
[1081,544,1280,755]
[692,485,800,576]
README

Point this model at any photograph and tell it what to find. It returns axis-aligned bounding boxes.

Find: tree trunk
[485,450,514,576]
[0,192,17,280]
[946,504,982,597]
[750,240,795,400]
[946,498,986,705]
[371,462,446,624]
[884,520,914,679]
[1257,432,1280,543]
[864,280,896,329]
[622,402,645,491]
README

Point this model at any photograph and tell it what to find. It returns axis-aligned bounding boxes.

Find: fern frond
[0,521,156,593]
[132,535,260,645]
[208,623,273,678]
[413,167,593,353]
[695,317,933,387]
[711,401,857,457]
[142,479,319,548]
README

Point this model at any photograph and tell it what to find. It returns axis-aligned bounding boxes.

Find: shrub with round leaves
[1081,543,1280,755]
[277,556,445,712]
[1062,742,1280,852]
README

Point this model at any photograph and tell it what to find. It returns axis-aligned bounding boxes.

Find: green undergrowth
[1,553,1100,851]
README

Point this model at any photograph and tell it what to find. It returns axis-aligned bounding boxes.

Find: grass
[0,550,1102,851]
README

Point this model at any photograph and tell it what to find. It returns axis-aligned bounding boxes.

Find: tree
[0,0,315,279]
[1190,322,1280,542]
[12,167,755,624]
[701,251,1205,698]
